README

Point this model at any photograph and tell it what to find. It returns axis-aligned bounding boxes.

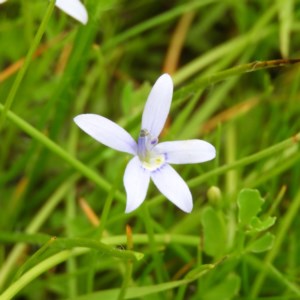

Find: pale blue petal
[142,74,173,137]
[151,164,193,213]
[124,156,150,213]
[155,140,216,164]
[55,0,88,25]
[74,114,137,155]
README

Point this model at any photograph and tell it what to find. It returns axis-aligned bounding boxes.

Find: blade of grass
[173,59,300,103]
[0,242,143,300]
[102,0,217,51]
[0,176,78,289]
[147,131,300,208]
[278,0,294,58]
[0,103,125,204]
[0,0,55,128]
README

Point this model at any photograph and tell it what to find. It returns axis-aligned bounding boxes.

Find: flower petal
[124,156,150,213]
[155,140,216,164]
[151,164,193,213]
[74,114,137,155]
[142,74,173,137]
[55,0,88,25]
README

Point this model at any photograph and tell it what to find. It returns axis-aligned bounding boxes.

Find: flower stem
[117,226,134,300]
[117,261,133,300]
[0,103,126,204]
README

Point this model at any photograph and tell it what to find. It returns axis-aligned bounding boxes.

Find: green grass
[1,0,300,299]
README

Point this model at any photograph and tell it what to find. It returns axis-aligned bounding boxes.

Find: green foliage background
[0,0,300,299]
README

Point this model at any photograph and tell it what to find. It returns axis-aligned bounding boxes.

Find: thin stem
[245,254,300,297]
[141,204,165,283]
[117,226,134,300]
[174,58,300,100]
[0,177,77,290]
[188,132,300,188]
[0,231,199,299]
[117,261,133,300]
[98,187,116,238]
[102,0,215,51]
[0,251,73,300]
[0,241,142,300]
[225,123,238,198]
[0,232,200,247]
[66,191,78,298]
[0,0,55,128]
[0,103,125,204]
[147,131,300,208]
[0,246,212,300]
[172,2,281,85]
[250,189,300,298]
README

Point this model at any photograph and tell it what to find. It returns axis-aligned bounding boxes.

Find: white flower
[55,0,88,25]
[0,1,88,24]
[74,74,216,213]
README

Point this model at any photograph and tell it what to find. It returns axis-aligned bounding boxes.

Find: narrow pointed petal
[151,164,193,213]
[55,0,88,25]
[142,74,173,137]
[124,156,150,213]
[74,114,137,155]
[156,140,216,164]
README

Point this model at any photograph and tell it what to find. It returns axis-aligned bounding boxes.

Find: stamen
[140,129,149,137]
[137,129,164,171]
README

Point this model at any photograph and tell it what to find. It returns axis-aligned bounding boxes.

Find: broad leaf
[248,232,275,253]
[237,189,264,226]
[201,206,226,257]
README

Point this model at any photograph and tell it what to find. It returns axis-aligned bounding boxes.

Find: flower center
[137,129,165,171]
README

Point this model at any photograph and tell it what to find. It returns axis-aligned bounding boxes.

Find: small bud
[207,186,222,205]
